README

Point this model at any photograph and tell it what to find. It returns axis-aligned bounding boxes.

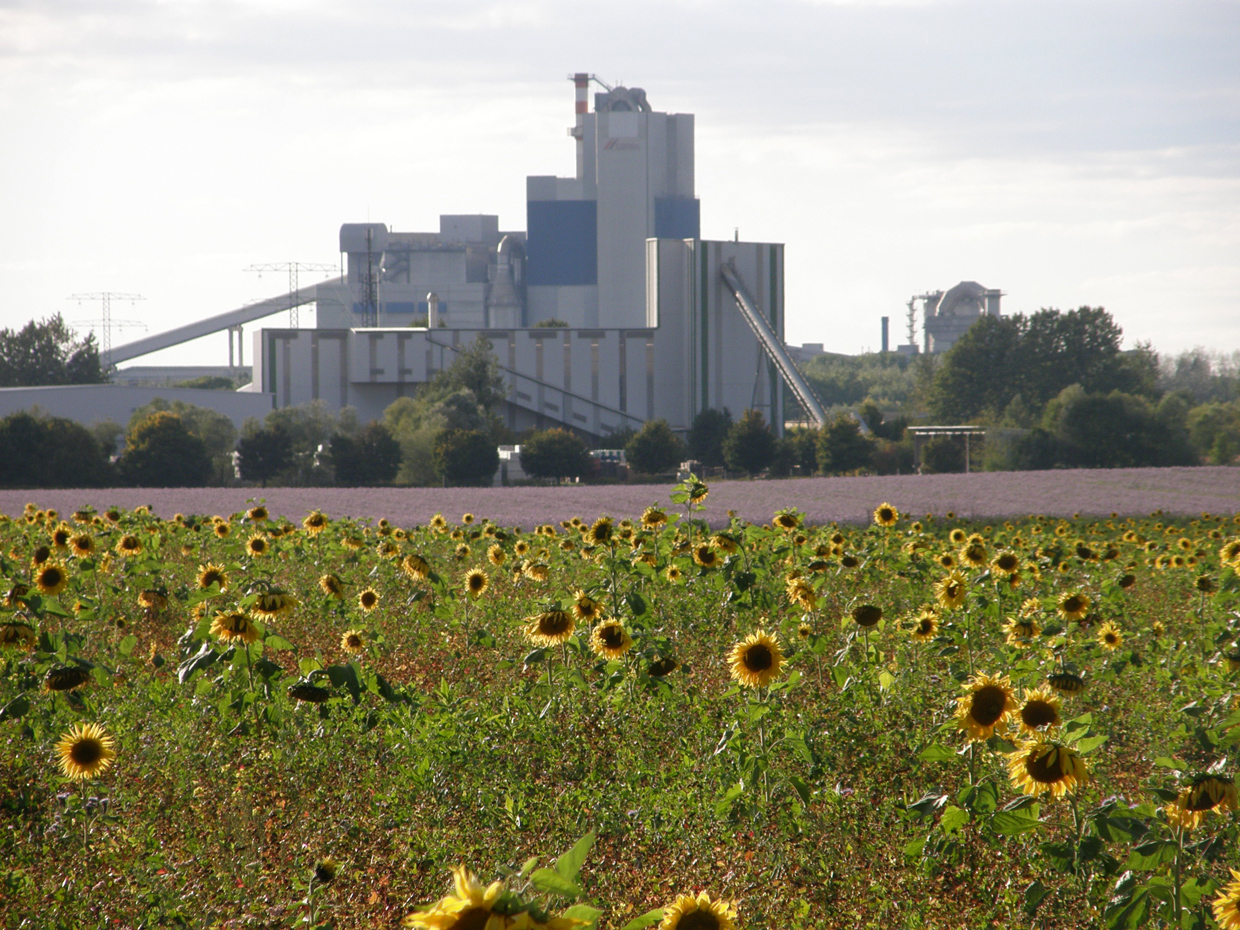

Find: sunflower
[1047,671,1087,694]
[213,522,232,539]
[1056,591,1091,622]
[54,722,116,780]
[787,581,817,612]
[1016,687,1062,733]
[934,571,968,610]
[0,622,36,650]
[358,588,380,612]
[851,604,882,629]
[197,564,229,591]
[69,533,96,558]
[572,591,603,623]
[1213,868,1240,930]
[51,523,73,548]
[340,629,366,653]
[992,551,1020,576]
[590,619,633,659]
[659,891,737,930]
[1096,622,1123,651]
[524,562,550,583]
[840,553,860,570]
[455,544,471,560]
[909,610,939,642]
[138,589,167,611]
[1196,574,1217,594]
[711,534,739,555]
[686,480,709,504]
[44,665,91,691]
[728,630,784,689]
[30,544,52,566]
[313,574,343,600]
[3,582,30,608]
[1007,739,1088,798]
[949,528,967,545]
[247,505,269,522]
[211,611,260,645]
[486,544,507,567]
[1219,538,1240,567]
[113,533,141,557]
[872,502,899,527]
[1004,615,1040,644]
[35,562,69,596]
[402,554,432,580]
[403,865,506,930]
[665,565,683,583]
[245,534,269,557]
[464,569,489,599]
[586,517,614,546]
[642,506,668,528]
[303,511,329,534]
[774,510,800,530]
[428,513,448,533]
[1165,774,1238,830]
[525,609,575,647]
[955,673,1016,740]
[960,542,988,569]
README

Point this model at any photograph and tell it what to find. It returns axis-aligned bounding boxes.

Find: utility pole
[68,292,146,369]
[243,262,337,328]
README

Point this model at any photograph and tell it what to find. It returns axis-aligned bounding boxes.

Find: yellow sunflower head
[872,502,899,527]
[402,554,432,580]
[1016,687,1062,733]
[113,534,141,555]
[303,511,329,534]
[319,573,345,599]
[213,522,232,538]
[197,564,229,592]
[955,672,1016,741]
[523,562,550,583]
[992,551,1020,575]
[590,619,633,659]
[587,517,614,546]
[403,865,506,930]
[44,664,91,692]
[245,534,269,557]
[1046,671,1087,694]
[774,510,801,531]
[960,541,988,569]
[728,630,784,689]
[934,571,968,610]
[211,611,261,645]
[340,629,366,654]
[910,610,939,642]
[35,562,70,596]
[69,534,96,558]
[358,588,380,611]
[1096,622,1123,651]
[642,506,668,528]
[54,722,116,780]
[525,609,575,646]
[1007,739,1088,798]
[693,544,720,569]
[1057,591,1091,621]
[1165,774,1238,830]
[659,891,737,930]
[1003,615,1040,645]
[51,523,73,548]
[1212,868,1240,930]
[0,622,37,650]
[572,590,602,622]
[464,569,489,598]
[487,544,507,567]
[665,565,683,583]
[247,505,269,522]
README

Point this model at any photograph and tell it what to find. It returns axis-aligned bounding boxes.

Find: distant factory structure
[900,281,1004,356]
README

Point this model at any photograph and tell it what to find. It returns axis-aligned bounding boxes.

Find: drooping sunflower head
[1196,574,1217,594]
[934,571,968,610]
[210,611,260,645]
[302,511,329,535]
[197,564,229,592]
[728,630,784,689]
[245,534,269,558]
[787,581,817,612]
[340,629,366,654]
[35,562,69,596]
[402,554,431,580]
[572,590,602,622]
[956,672,1016,741]
[711,534,739,555]
[0,622,37,650]
[523,562,549,583]
[1097,622,1123,651]
[659,891,738,930]
[872,502,899,528]
[464,569,489,599]
[358,588,380,612]
[455,544,471,560]
[1007,739,1088,798]
[1167,773,1239,830]
[1004,615,1041,645]
[590,619,633,659]
[1016,687,1062,733]
[138,589,167,611]
[642,506,668,528]
[851,604,883,629]
[319,574,345,599]
[774,510,801,531]
[1047,671,1087,694]
[525,609,575,647]
[54,722,116,780]
[487,544,507,567]
[44,664,91,692]
[30,544,52,566]
[253,591,297,616]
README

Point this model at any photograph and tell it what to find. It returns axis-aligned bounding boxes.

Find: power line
[67,292,146,368]
[243,262,337,328]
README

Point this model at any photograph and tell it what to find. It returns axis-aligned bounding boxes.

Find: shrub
[521,429,594,480]
[118,412,212,487]
[723,409,776,476]
[625,419,684,475]
[434,429,499,486]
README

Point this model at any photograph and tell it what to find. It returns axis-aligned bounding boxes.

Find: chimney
[881,316,889,353]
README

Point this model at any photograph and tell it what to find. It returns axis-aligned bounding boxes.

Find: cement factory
[0,75,1003,437]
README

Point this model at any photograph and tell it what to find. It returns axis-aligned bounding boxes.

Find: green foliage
[433,428,499,486]
[687,408,733,467]
[1159,348,1240,404]
[521,428,594,480]
[0,313,105,386]
[330,421,401,486]
[129,398,237,485]
[1187,400,1240,465]
[625,419,684,475]
[722,409,776,476]
[259,400,358,485]
[816,413,876,475]
[173,376,241,391]
[421,333,508,415]
[0,411,114,488]
[770,426,818,477]
[532,319,569,328]
[118,411,213,486]
[801,351,921,410]
[236,424,293,486]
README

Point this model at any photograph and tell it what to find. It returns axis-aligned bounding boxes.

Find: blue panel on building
[654,197,700,240]
[526,200,597,286]
[351,301,447,316]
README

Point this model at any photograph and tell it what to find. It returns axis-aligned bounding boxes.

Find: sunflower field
[3,480,1240,929]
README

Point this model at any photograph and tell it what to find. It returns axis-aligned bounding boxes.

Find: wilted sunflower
[1004,615,1040,644]
[572,590,602,622]
[524,609,575,647]
[288,680,331,703]
[69,534,96,558]
[1213,868,1240,930]
[851,604,882,629]
[774,510,800,531]
[253,591,297,617]
[3,582,30,608]
[590,619,633,659]
[1165,774,1238,830]
[787,581,817,612]
[1097,622,1123,651]
[711,534,739,555]
[138,589,167,611]
[35,562,69,596]
[1016,687,1062,733]
[245,534,269,557]
[403,865,505,930]
[0,622,36,650]
[211,611,260,645]
[303,511,329,534]
[464,569,489,599]
[910,610,939,642]
[956,673,1016,740]
[660,891,737,930]
[358,588,380,611]
[523,562,550,583]
[728,630,784,689]
[872,502,899,527]
[1196,574,1217,595]
[839,553,860,570]
[1007,739,1088,798]
[1056,591,1091,622]
[402,554,432,580]
[197,564,229,592]
[642,506,668,528]
[319,574,345,599]
[44,664,91,692]
[686,480,709,504]
[1047,671,1087,694]
[934,571,968,610]
[54,722,116,780]
[340,629,366,653]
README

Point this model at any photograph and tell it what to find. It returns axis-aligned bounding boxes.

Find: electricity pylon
[68,292,146,368]
[244,262,338,328]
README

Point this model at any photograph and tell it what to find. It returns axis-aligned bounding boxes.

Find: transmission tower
[68,292,146,368]
[244,262,337,328]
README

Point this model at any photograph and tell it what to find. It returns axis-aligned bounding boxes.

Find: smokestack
[571,72,589,177]
[881,316,889,353]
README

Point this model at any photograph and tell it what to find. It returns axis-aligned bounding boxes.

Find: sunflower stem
[1171,823,1184,926]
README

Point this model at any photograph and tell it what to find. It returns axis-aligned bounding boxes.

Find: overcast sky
[1,0,1236,369]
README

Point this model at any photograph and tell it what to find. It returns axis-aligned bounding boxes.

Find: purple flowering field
[2,466,1236,527]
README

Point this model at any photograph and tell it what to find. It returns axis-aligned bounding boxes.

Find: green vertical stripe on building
[769,245,780,429]
[700,243,709,412]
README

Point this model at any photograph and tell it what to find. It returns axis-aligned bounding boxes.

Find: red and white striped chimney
[571,73,588,139]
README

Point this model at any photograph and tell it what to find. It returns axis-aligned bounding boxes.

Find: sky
[1,0,1237,370]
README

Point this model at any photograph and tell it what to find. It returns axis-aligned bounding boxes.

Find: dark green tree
[723,409,776,476]
[686,408,733,467]
[129,398,237,485]
[434,429,499,486]
[520,429,594,480]
[236,425,294,487]
[817,413,876,475]
[625,419,685,475]
[424,334,508,415]
[0,412,114,488]
[0,314,106,386]
[331,422,402,485]
[118,412,212,487]
[770,426,818,477]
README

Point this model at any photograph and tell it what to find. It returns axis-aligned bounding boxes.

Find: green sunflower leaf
[918,743,956,763]
[990,809,1042,836]
[1075,734,1108,754]
[562,904,604,928]
[619,909,665,930]
[530,868,582,899]
[553,831,596,882]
